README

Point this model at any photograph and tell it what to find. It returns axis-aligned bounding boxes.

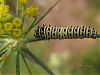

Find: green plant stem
[16,0,19,17]
[25,17,37,34]
[16,51,20,75]
[22,47,55,75]
[26,37,43,43]
[26,0,61,34]
[21,16,25,29]
[21,5,26,29]
[26,33,100,43]
[96,34,100,38]
[20,50,32,75]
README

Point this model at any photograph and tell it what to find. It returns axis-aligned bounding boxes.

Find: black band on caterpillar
[34,25,97,39]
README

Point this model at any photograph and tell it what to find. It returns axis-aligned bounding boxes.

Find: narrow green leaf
[21,16,25,29]
[21,6,26,29]
[22,47,55,75]
[16,51,20,75]
[26,17,37,34]
[26,0,61,34]
[20,50,32,75]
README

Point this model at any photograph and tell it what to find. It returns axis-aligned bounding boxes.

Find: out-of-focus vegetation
[83,0,100,26]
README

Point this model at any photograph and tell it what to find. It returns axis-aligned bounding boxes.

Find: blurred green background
[1,0,100,75]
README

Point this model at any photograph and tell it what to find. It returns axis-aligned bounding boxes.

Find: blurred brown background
[28,0,100,74]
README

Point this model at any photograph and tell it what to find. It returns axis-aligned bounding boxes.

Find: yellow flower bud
[13,29,22,38]
[19,0,27,5]
[13,18,22,28]
[26,4,39,17]
[4,22,13,32]
[0,0,6,4]
[1,53,9,61]
[0,4,12,23]
[0,4,9,18]
[0,14,14,23]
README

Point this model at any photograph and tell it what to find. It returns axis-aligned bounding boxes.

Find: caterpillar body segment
[34,25,97,39]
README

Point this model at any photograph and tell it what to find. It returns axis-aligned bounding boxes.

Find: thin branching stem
[16,0,19,17]
[26,33,100,43]
[21,6,26,29]
[22,47,55,75]
[16,51,20,75]
[20,50,32,75]
[25,17,37,34]
[26,37,43,43]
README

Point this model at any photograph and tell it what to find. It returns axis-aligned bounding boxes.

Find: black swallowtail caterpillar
[34,25,97,39]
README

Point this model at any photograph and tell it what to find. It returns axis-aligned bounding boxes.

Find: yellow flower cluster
[0,14,14,23]
[21,3,39,17]
[13,29,22,38]
[19,0,39,17]
[0,1,25,39]
[0,2,13,23]
[0,18,22,38]
[4,23,13,32]
[0,4,9,18]
[0,0,6,5]
[13,18,22,28]
[11,18,22,38]
[26,4,39,17]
